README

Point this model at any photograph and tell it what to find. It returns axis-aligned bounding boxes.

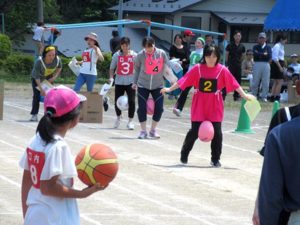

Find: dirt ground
[0,83,276,225]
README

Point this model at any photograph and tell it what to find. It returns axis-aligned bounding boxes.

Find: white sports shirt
[19,133,80,225]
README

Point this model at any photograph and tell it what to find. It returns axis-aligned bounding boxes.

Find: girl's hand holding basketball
[81,183,107,198]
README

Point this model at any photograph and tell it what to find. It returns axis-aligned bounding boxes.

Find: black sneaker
[103,97,109,112]
[180,156,188,164]
[210,161,221,168]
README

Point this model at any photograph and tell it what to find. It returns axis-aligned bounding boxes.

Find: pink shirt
[178,64,240,122]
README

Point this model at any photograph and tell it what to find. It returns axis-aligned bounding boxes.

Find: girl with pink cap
[20,87,106,225]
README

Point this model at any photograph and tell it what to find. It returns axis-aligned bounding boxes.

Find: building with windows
[110,0,300,54]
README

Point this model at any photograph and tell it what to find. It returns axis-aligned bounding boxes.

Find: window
[151,15,165,30]
[289,31,300,44]
[181,16,201,29]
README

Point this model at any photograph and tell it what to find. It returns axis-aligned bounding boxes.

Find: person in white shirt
[20,87,106,225]
[32,22,48,56]
[269,34,288,102]
[74,32,104,92]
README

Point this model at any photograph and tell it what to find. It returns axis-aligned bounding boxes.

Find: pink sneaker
[149,130,160,139]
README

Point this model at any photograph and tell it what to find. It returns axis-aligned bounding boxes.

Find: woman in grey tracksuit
[132,37,169,139]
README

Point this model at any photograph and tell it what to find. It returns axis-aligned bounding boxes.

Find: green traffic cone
[235,99,254,133]
[271,100,280,117]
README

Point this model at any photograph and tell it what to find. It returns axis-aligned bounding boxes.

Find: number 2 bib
[144,53,164,75]
[26,148,45,189]
[117,55,134,76]
[199,78,217,93]
[198,65,224,93]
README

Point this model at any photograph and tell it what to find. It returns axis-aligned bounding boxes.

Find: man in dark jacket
[110,30,121,55]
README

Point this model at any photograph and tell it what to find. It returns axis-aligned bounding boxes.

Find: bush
[98,52,112,79]
[0,34,12,60]
[4,53,34,75]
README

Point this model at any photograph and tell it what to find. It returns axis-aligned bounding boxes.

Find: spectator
[182,30,195,52]
[32,22,48,56]
[30,46,62,122]
[44,28,61,45]
[172,37,204,116]
[254,83,300,224]
[226,30,246,101]
[269,34,288,102]
[287,54,300,83]
[205,34,215,46]
[110,30,121,55]
[169,34,190,74]
[242,49,255,91]
[252,32,272,102]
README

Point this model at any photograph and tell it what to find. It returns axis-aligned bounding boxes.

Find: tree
[56,0,118,23]
[4,0,61,45]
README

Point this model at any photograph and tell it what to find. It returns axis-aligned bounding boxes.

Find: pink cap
[44,86,82,118]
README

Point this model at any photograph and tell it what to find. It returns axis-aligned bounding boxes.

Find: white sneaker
[29,115,38,122]
[173,108,182,117]
[127,121,135,130]
[113,118,121,129]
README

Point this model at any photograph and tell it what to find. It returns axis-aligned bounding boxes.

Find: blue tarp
[264,0,300,31]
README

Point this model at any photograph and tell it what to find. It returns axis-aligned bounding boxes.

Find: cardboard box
[0,80,4,120]
[79,92,103,123]
[288,81,300,104]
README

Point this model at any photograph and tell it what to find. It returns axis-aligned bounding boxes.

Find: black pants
[137,87,164,123]
[228,64,242,99]
[30,78,40,115]
[181,121,223,163]
[176,86,192,111]
[115,84,136,118]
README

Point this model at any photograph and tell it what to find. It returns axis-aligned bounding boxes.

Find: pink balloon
[198,121,215,142]
[147,98,155,115]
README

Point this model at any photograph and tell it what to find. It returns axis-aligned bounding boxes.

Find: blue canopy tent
[264,0,300,31]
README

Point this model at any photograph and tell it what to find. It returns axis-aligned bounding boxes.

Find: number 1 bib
[26,148,45,189]
[82,51,91,62]
[144,54,164,75]
[117,55,134,76]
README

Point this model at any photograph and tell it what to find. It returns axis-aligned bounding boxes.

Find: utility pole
[37,0,44,22]
[117,0,124,37]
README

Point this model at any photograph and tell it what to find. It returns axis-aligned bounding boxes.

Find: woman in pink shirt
[161,45,254,167]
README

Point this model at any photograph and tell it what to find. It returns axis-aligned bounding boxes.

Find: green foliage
[0,51,112,83]
[4,53,34,75]
[0,34,12,59]
[98,52,112,79]
[56,0,118,23]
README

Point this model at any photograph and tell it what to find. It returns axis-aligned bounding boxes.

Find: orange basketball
[75,144,119,187]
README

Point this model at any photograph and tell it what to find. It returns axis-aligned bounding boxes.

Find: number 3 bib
[117,55,134,76]
[144,53,164,75]
[26,148,45,189]
[198,65,224,93]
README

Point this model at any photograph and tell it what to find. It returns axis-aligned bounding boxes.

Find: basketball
[198,121,215,142]
[116,95,128,111]
[147,97,155,115]
[75,144,119,187]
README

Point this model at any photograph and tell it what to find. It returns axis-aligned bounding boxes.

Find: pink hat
[44,86,85,118]
[84,32,99,45]
[183,30,195,36]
